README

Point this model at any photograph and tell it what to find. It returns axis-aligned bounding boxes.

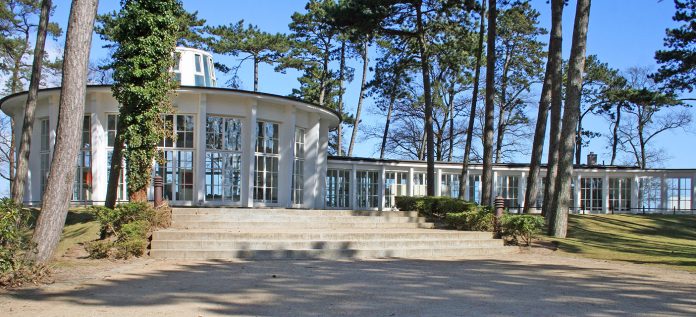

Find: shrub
[444,206,494,231]
[87,202,160,259]
[500,214,545,246]
[0,198,49,288]
[84,240,112,259]
[395,196,477,219]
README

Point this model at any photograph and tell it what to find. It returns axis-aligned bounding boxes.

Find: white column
[279,106,296,208]
[661,173,668,212]
[435,168,442,196]
[603,173,610,214]
[408,167,414,196]
[351,164,357,210]
[242,100,257,207]
[632,175,640,213]
[518,171,526,211]
[574,174,581,213]
[305,113,320,208]
[91,97,108,204]
[315,118,329,208]
[463,170,470,201]
[195,94,207,205]
[378,165,385,211]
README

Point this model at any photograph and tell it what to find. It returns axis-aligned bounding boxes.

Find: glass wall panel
[292,128,305,205]
[413,172,427,196]
[609,178,632,213]
[468,174,481,204]
[385,171,408,208]
[205,116,242,202]
[254,121,279,204]
[441,174,461,198]
[326,169,350,208]
[580,177,603,213]
[73,115,91,201]
[156,114,195,201]
[356,171,379,209]
[40,118,50,197]
[496,175,519,208]
[667,177,692,211]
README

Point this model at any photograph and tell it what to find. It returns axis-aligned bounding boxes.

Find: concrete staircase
[150,208,515,260]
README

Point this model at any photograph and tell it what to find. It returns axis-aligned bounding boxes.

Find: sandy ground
[1,248,695,317]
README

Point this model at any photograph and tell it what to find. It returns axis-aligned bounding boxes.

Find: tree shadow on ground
[7,258,696,316]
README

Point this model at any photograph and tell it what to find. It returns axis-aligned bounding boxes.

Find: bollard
[154,175,163,208]
[494,196,505,238]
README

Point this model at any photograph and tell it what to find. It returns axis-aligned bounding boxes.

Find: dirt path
[2,250,695,317]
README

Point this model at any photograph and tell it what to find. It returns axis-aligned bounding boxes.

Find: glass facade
[608,178,632,213]
[205,116,243,202]
[639,177,662,212]
[468,174,481,204]
[156,115,195,201]
[39,118,50,197]
[413,172,427,196]
[326,169,350,208]
[73,116,91,201]
[254,121,279,204]
[496,175,519,208]
[384,171,408,208]
[580,177,603,213]
[667,177,691,211]
[441,174,462,198]
[356,170,379,209]
[106,114,126,201]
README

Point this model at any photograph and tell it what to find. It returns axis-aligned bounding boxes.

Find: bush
[395,196,477,219]
[0,198,49,288]
[500,214,545,246]
[87,202,160,259]
[444,206,494,231]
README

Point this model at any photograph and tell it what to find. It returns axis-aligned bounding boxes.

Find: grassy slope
[550,215,696,271]
[27,208,101,259]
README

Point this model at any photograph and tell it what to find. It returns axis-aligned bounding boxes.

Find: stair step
[151,239,504,250]
[150,247,517,260]
[171,221,435,229]
[153,230,494,241]
[172,208,419,217]
[172,215,428,223]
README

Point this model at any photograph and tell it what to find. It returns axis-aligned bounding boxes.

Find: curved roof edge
[327,155,696,172]
[0,85,342,122]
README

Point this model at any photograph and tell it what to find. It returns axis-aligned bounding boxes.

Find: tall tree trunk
[481,0,497,206]
[459,0,486,199]
[318,46,330,106]
[415,4,435,196]
[380,89,396,159]
[253,55,259,92]
[348,41,368,156]
[575,117,583,164]
[550,0,591,238]
[543,0,565,220]
[336,41,346,156]
[610,104,621,165]
[29,0,98,263]
[638,121,646,169]
[447,87,455,162]
[105,121,125,209]
[12,0,53,204]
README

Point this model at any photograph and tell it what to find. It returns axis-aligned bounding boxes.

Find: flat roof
[0,85,342,122]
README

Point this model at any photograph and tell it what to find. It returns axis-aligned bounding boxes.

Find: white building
[1,47,695,214]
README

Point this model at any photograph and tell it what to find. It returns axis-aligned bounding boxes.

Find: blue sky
[44,0,694,168]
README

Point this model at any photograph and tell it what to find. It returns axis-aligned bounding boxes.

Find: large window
[106,114,127,201]
[441,174,461,198]
[254,121,279,204]
[326,169,350,208]
[156,115,195,201]
[39,118,50,197]
[609,178,632,213]
[580,177,603,213]
[194,54,204,86]
[413,172,427,196]
[73,116,91,201]
[205,116,242,202]
[667,177,691,211]
[356,170,379,209]
[496,175,519,208]
[292,128,305,205]
[469,174,481,204]
[385,171,407,208]
[639,177,662,212]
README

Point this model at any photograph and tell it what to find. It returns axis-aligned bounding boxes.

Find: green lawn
[27,208,101,259]
[549,214,696,271]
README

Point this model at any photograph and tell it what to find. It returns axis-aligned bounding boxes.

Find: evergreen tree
[654,0,696,92]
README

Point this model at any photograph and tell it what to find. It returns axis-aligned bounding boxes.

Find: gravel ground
[1,249,695,317]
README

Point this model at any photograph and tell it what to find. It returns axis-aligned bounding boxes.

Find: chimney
[587,152,597,166]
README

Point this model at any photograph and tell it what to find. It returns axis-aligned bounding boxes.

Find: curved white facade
[1,86,339,208]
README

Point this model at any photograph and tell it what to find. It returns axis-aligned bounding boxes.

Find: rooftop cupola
[173,47,217,87]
